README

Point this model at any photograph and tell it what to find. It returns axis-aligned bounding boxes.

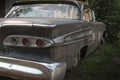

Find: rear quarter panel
[49,21,94,68]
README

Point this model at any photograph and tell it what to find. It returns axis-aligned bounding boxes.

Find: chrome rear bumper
[0,56,66,80]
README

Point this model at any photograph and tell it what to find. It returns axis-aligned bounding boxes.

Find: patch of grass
[73,42,120,80]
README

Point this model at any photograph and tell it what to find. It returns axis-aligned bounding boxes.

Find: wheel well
[80,46,88,59]
[103,31,106,39]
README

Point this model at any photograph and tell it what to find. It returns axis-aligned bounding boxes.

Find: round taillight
[10,37,17,45]
[22,38,30,46]
[36,39,43,47]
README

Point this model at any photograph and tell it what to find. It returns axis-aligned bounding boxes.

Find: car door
[82,6,98,55]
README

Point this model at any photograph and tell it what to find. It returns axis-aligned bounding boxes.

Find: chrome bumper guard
[0,56,66,80]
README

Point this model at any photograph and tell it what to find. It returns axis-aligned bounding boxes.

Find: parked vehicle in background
[0,0,106,80]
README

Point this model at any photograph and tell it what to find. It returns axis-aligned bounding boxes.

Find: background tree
[83,0,120,42]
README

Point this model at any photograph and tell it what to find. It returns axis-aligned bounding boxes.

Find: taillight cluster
[36,39,44,47]
[22,38,31,46]
[3,35,54,48]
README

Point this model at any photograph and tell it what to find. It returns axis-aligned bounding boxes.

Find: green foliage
[67,42,120,80]
[87,0,120,42]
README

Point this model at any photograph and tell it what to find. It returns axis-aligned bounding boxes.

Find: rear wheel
[100,37,105,47]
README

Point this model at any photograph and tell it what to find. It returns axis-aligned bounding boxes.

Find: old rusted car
[0,0,106,80]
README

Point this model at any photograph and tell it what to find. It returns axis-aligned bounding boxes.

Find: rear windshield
[7,4,80,19]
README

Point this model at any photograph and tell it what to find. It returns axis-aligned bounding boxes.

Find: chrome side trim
[0,56,66,80]
[1,23,56,28]
[53,27,92,46]
[64,35,92,45]
[33,24,56,27]
[1,23,32,27]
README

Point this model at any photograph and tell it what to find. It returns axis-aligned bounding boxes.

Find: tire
[100,37,105,47]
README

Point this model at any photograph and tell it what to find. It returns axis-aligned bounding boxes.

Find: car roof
[13,0,84,6]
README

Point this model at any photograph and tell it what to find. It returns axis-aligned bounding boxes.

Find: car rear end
[0,18,66,80]
[0,0,81,79]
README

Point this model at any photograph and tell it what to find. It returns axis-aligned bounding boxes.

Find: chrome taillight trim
[3,35,54,48]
